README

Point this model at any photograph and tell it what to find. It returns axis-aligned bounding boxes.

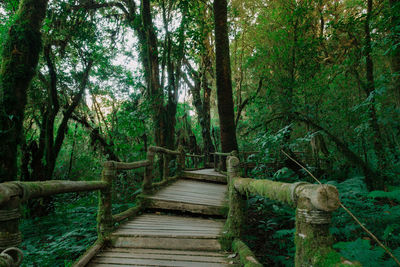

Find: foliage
[0,0,399,265]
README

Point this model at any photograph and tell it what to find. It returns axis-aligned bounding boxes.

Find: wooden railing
[210,150,259,174]
[224,155,343,267]
[0,145,186,267]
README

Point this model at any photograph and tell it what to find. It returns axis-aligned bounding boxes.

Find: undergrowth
[243,168,400,266]
[20,171,142,266]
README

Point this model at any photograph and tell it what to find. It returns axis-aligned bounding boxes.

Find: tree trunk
[389,0,400,106]
[213,0,238,153]
[364,0,386,189]
[0,0,48,182]
[141,0,165,147]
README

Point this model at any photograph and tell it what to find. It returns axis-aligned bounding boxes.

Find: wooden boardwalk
[87,169,235,266]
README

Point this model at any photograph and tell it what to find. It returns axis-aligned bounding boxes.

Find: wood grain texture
[182,169,227,183]
[146,179,227,215]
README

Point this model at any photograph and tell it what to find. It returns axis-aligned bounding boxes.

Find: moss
[0,0,48,182]
[293,196,354,267]
[232,239,262,267]
[234,178,294,206]
[220,180,245,250]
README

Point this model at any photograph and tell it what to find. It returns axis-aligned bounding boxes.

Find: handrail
[185,154,204,158]
[112,160,150,170]
[225,155,343,267]
[0,145,186,265]
[148,145,181,155]
[210,152,230,156]
[0,180,107,205]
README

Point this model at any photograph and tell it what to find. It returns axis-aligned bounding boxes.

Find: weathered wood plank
[182,169,227,183]
[105,248,227,257]
[90,257,231,267]
[96,252,228,263]
[110,236,222,251]
[144,179,227,216]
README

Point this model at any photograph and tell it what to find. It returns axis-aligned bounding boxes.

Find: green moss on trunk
[0,0,48,182]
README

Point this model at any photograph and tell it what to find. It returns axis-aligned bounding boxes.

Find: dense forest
[0,0,399,266]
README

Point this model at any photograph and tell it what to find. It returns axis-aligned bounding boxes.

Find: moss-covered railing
[223,155,351,267]
[184,154,205,170]
[211,151,259,174]
[0,145,187,267]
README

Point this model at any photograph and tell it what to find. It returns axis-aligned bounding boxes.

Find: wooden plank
[147,196,224,206]
[105,248,227,257]
[154,191,226,200]
[123,220,223,227]
[110,236,222,251]
[181,169,227,184]
[127,214,224,223]
[119,225,222,230]
[96,252,228,263]
[91,257,230,267]
[147,199,224,216]
[112,230,220,238]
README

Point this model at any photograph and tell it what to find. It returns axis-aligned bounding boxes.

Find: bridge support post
[97,161,114,240]
[143,150,155,192]
[162,154,168,180]
[221,156,245,249]
[0,197,22,251]
[293,184,339,267]
[177,145,185,175]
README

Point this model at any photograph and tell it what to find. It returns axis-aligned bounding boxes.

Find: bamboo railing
[224,155,343,267]
[0,145,186,267]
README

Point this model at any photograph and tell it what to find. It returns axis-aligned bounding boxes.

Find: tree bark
[389,0,400,106]
[364,0,386,189]
[213,0,238,153]
[0,0,48,182]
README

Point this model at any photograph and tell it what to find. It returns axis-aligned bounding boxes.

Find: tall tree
[213,0,238,153]
[389,0,400,106]
[0,0,48,182]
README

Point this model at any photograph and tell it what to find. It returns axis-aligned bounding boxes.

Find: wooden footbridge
[0,146,351,266]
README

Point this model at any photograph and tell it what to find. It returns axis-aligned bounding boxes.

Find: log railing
[0,145,187,267]
[224,155,343,267]
[185,154,205,170]
[211,151,259,174]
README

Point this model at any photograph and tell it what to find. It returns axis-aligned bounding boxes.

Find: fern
[369,190,400,202]
[334,238,386,267]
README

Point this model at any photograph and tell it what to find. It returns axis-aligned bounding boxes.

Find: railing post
[213,154,217,171]
[293,184,339,266]
[143,149,155,191]
[97,161,114,240]
[163,154,168,180]
[222,156,245,249]
[0,197,22,252]
[177,145,185,174]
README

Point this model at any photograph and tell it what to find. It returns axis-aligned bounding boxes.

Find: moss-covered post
[0,197,22,251]
[222,156,245,249]
[143,149,155,191]
[162,154,168,180]
[177,145,185,175]
[97,161,114,241]
[294,184,340,267]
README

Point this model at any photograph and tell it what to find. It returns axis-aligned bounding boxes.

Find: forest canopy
[0,0,399,266]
